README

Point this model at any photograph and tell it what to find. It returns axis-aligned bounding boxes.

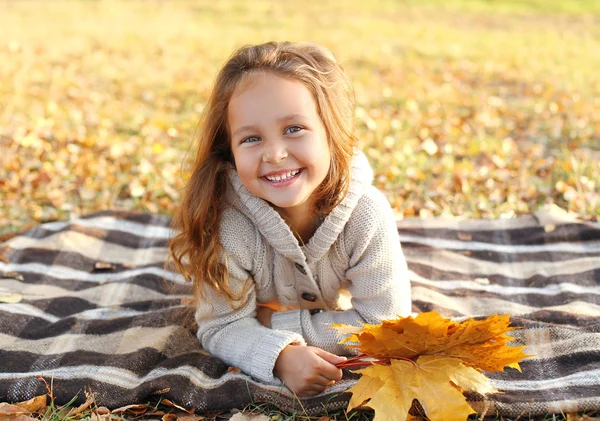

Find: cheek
[316,142,331,176]
[236,163,254,180]
[232,154,254,183]
[234,155,260,193]
[316,151,330,174]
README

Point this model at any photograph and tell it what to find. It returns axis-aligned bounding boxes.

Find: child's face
[228,72,330,217]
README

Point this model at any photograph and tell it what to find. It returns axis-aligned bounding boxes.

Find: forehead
[227,72,319,129]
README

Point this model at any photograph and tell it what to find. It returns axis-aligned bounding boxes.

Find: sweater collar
[225,151,373,263]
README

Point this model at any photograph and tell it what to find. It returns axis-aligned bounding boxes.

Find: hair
[168,41,358,309]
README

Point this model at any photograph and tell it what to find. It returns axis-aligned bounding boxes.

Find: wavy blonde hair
[169,41,357,307]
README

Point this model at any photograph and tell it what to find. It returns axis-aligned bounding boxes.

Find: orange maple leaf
[333,311,530,372]
[332,312,532,421]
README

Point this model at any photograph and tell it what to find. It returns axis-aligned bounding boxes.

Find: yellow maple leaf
[332,312,533,421]
[348,356,498,421]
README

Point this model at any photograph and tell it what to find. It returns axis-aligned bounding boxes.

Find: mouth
[262,168,302,184]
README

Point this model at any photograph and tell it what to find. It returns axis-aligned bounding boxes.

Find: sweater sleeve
[270,187,411,354]
[195,208,306,384]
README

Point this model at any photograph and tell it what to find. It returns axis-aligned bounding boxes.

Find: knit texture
[195,152,411,384]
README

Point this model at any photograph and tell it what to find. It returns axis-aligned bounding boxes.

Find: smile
[263,169,302,183]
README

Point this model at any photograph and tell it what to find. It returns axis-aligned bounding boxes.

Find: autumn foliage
[2,2,599,240]
[332,312,531,421]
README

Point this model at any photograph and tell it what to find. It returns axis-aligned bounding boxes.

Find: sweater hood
[224,151,374,263]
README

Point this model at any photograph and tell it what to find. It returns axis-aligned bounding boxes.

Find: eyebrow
[231,114,309,138]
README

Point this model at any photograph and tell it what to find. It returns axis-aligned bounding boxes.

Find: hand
[256,306,275,328]
[274,345,346,396]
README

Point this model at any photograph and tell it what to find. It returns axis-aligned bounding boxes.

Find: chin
[268,200,302,209]
[268,195,310,209]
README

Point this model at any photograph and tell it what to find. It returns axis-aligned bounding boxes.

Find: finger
[317,374,336,386]
[318,362,344,382]
[313,348,347,365]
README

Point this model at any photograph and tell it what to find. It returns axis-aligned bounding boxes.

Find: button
[302,292,317,302]
[309,309,323,315]
[294,262,307,275]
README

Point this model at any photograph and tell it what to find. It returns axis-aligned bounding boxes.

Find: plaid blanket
[1,208,598,417]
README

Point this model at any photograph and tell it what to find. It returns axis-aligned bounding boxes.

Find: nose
[262,139,288,163]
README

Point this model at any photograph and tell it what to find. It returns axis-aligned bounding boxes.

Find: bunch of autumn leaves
[332,312,531,421]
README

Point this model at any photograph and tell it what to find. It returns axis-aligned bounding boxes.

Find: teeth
[265,169,300,182]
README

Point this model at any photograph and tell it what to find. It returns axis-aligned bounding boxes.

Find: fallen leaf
[349,356,497,421]
[90,406,111,421]
[177,416,205,421]
[0,293,23,303]
[111,404,148,415]
[161,399,194,414]
[13,395,47,413]
[0,415,39,421]
[0,403,30,416]
[421,138,439,156]
[92,262,116,272]
[68,392,94,416]
[457,232,472,241]
[1,1,598,237]
[0,224,35,243]
[94,406,110,415]
[129,181,146,198]
[566,414,600,421]
[1,272,24,281]
[229,413,270,421]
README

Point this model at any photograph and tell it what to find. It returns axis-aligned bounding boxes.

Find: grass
[407,0,600,15]
[5,367,600,421]
[0,0,599,419]
[22,394,600,421]
[0,0,599,239]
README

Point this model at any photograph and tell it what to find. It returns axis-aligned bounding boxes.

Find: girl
[169,41,411,397]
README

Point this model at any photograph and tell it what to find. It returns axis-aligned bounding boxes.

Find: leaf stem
[335,355,392,369]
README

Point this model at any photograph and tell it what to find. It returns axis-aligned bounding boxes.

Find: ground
[0,0,599,419]
[0,0,598,240]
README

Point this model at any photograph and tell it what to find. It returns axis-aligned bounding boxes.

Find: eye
[241,136,261,144]
[285,125,303,135]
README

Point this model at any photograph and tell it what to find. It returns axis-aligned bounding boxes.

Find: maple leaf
[348,356,498,421]
[333,311,530,372]
[332,312,532,421]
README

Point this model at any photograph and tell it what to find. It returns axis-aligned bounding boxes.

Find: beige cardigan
[195,152,411,384]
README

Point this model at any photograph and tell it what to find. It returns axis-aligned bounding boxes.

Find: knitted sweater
[195,152,411,384]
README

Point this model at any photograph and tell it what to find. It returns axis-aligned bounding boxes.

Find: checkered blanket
[1,208,598,417]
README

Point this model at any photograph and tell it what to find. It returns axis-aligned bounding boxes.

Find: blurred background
[1,0,599,238]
